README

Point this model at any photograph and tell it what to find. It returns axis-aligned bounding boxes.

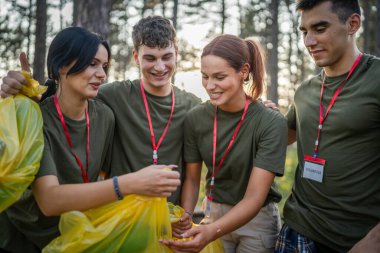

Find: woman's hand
[171,212,193,238]
[120,164,181,197]
[161,224,217,253]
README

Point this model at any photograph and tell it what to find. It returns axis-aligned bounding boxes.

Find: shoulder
[253,102,287,128]
[173,86,202,107]
[98,79,136,98]
[88,99,115,126]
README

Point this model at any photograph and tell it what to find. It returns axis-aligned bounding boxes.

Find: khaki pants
[200,199,281,253]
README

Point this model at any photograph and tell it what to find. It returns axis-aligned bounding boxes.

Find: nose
[96,66,107,81]
[154,59,165,72]
[304,32,317,48]
[204,78,216,91]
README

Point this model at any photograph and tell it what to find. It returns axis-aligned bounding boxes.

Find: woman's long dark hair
[41,26,111,101]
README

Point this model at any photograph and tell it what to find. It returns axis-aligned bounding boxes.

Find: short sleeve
[184,111,202,163]
[253,112,287,176]
[37,130,57,178]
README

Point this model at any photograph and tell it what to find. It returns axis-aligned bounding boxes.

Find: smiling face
[59,44,109,99]
[201,55,248,112]
[299,1,357,75]
[133,44,177,96]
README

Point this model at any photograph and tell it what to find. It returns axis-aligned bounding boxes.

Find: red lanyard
[208,96,250,201]
[140,80,175,164]
[53,95,90,183]
[313,53,362,157]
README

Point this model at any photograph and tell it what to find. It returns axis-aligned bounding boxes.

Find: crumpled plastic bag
[168,203,225,253]
[0,94,44,212]
[20,71,47,97]
[44,195,224,253]
[43,194,173,253]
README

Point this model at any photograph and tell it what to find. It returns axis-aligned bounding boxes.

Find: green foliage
[275,145,297,218]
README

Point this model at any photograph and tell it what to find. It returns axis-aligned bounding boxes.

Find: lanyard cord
[313,53,363,157]
[140,80,175,164]
[54,95,90,183]
[208,96,250,201]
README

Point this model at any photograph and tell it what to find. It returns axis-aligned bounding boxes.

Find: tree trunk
[221,0,226,33]
[268,0,279,104]
[172,0,178,29]
[72,0,112,40]
[27,0,33,58]
[33,0,47,85]
[362,0,370,53]
[377,0,380,55]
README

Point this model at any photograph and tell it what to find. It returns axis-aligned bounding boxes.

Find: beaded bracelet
[113,176,123,200]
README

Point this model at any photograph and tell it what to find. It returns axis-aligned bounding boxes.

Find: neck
[56,90,88,120]
[218,90,247,112]
[324,47,361,77]
[141,78,172,97]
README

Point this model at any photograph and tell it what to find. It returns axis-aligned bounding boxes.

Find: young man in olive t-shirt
[275,1,380,252]
[96,16,201,204]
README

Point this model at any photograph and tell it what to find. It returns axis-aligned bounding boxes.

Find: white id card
[302,155,326,183]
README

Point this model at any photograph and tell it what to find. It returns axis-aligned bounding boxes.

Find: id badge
[302,155,326,183]
[204,199,212,218]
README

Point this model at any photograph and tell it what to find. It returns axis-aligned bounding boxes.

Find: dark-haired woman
[0,26,180,252]
[165,34,287,253]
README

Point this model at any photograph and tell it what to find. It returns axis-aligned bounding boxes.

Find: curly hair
[132,16,177,51]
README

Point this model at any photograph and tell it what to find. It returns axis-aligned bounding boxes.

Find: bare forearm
[181,176,200,213]
[33,178,118,216]
[208,195,266,241]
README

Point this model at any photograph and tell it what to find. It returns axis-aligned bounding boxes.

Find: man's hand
[1,52,31,98]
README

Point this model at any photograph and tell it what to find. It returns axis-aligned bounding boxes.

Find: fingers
[19,52,31,72]
[1,73,26,98]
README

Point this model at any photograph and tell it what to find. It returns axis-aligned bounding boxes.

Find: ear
[132,49,140,66]
[241,63,250,81]
[347,13,361,35]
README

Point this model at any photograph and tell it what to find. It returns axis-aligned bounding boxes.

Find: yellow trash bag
[168,203,225,253]
[43,194,173,253]
[0,94,44,212]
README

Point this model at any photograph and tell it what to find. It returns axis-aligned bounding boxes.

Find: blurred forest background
[1,0,379,216]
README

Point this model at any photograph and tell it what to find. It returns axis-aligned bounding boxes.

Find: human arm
[348,223,380,253]
[32,164,180,216]
[163,166,275,253]
[288,129,296,145]
[0,52,41,101]
[171,162,202,237]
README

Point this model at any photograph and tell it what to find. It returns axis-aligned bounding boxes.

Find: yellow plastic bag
[168,203,225,253]
[20,71,47,97]
[44,195,224,253]
[44,195,173,253]
[0,94,44,212]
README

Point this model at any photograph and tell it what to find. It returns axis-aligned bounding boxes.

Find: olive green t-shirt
[97,79,201,204]
[1,97,115,252]
[184,101,287,205]
[284,54,380,251]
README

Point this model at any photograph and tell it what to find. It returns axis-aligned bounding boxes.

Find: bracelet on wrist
[113,176,123,200]
[185,210,193,217]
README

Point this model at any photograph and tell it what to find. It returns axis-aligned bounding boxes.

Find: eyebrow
[93,57,108,64]
[299,20,330,31]
[201,71,226,76]
[142,52,174,58]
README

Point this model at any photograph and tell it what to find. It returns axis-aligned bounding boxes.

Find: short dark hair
[132,16,177,51]
[47,26,111,81]
[296,0,361,23]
